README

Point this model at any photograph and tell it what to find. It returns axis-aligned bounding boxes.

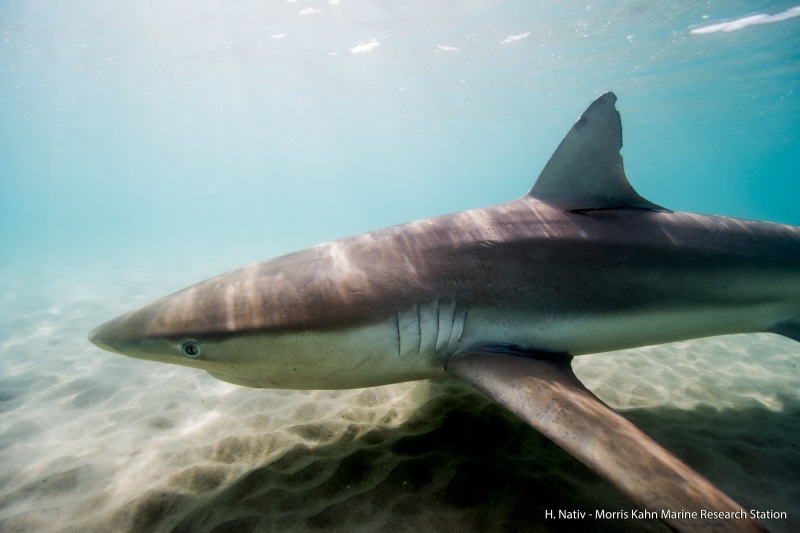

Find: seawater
[1,2,799,532]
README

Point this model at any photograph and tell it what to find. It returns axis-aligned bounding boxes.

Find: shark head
[88,280,251,380]
[88,282,331,388]
[88,246,449,389]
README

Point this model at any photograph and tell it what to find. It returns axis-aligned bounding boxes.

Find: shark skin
[90,93,799,532]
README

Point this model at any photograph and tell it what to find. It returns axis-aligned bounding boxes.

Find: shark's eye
[181,341,201,358]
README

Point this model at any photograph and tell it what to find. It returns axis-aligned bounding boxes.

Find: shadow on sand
[108,380,799,533]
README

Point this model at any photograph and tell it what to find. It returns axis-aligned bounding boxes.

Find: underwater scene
[1,1,799,532]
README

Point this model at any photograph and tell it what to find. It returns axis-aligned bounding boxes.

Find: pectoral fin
[446,350,766,532]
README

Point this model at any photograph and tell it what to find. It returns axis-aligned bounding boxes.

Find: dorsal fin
[527,92,667,212]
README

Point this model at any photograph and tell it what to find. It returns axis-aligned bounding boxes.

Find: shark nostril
[181,341,201,358]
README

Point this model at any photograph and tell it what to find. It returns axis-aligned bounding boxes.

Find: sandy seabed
[0,253,798,532]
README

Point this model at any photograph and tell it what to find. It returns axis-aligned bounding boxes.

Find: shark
[90,93,799,532]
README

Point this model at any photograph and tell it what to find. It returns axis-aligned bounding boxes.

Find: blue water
[2,1,799,264]
[1,2,799,531]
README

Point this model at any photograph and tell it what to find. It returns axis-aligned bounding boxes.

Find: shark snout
[88,318,128,355]
[89,304,206,365]
[89,297,172,358]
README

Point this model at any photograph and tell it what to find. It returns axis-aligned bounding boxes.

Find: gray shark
[90,93,798,532]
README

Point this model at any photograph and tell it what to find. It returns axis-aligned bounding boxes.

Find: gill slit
[448,303,458,346]
[434,300,441,352]
[395,312,401,357]
[416,302,422,354]
[459,306,470,342]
